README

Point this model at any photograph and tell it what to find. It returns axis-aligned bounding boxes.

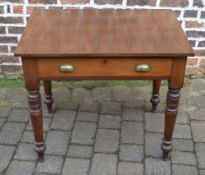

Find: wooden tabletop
[15,8,194,58]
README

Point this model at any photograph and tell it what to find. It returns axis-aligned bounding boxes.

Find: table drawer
[37,58,173,80]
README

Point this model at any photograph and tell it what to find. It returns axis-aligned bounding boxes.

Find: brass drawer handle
[59,64,74,73]
[135,64,151,72]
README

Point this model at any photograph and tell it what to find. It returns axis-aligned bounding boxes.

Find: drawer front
[37,58,173,79]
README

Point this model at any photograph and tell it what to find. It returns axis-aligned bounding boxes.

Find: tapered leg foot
[162,88,180,160]
[150,80,161,112]
[161,139,172,160]
[162,151,170,160]
[43,81,53,113]
[35,142,46,161]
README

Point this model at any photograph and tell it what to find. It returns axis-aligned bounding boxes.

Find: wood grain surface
[15,8,194,58]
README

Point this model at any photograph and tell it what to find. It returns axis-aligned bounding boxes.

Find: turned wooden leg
[162,88,180,160]
[28,90,46,160]
[150,80,161,112]
[43,81,53,113]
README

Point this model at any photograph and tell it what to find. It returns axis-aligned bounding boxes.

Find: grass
[0,76,150,89]
[0,100,8,107]
[0,77,24,88]
[63,80,150,89]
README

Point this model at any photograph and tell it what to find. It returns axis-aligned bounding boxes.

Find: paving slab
[122,107,144,122]
[76,111,98,122]
[98,114,121,129]
[173,124,192,139]
[90,153,117,175]
[36,155,64,174]
[119,144,144,162]
[5,160,35,175]
[7,108,29,123]
[71,121,96,145]
[0,119,5,128]
[67,144,92,158]
[100,102,122,115]
[93,87,112,102]
[172,164,198,175]
[94,129,119,153]
[118,162,144,175]
[112,86,133,102]
[145,157,171,175]
[200,169,205,175]
[121,121,144,144]
[0,107,11,118]
[191,121,205,142]
[51,110,76,130]
[189,108,205,121]
[0,79,205,175]
[14,143,37,161]
[46,130,70,155]
[195,143,205,169]
[145,132,163,157]
[123,99,144,108]
[176,111,189,124]
[79,101,100,112]
[145,112,164,133]
[0,122,25,145]
[0,145,15,173]
[62,158,90,175]
[71,88,92,105]
[171,151,197,166]
[172,139,194,152]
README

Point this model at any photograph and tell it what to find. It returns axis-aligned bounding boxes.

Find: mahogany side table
[15,8,194,160]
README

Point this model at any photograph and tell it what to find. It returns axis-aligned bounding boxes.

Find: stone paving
[0,78,205,175]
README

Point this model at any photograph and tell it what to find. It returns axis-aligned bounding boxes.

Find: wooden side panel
[22,58,39,90]
[169,58,187,88]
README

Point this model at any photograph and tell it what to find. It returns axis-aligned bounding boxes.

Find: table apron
[35,58,173,80]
